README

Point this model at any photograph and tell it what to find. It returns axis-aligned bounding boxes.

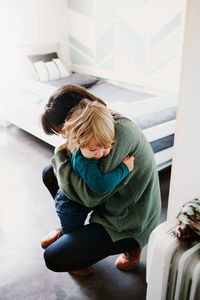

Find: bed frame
[4,43,178,171]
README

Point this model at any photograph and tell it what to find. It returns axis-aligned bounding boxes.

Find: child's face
[80,137,111,160]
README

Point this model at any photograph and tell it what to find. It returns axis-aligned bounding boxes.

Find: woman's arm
[51,122,136,207]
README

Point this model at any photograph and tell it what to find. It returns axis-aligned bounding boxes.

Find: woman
[41,84,161,276]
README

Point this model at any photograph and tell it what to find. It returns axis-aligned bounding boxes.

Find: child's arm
[72,151,134,194]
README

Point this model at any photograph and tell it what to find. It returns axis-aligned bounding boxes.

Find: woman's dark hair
[41,84,106,135]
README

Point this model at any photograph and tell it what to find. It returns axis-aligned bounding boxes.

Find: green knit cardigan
[51,120,161,247]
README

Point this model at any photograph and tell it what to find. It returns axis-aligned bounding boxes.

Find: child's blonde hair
[62,99,115,149]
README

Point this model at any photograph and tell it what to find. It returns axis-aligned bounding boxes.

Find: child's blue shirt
[71,149,129,194]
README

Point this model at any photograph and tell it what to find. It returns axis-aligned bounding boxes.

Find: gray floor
[0,125,171,300]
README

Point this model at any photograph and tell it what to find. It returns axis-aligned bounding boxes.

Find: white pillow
[53,58,70,78]
[44,61,60,81]
[33,61,49,82]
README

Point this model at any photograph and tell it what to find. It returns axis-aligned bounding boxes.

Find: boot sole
[116,264,138,270]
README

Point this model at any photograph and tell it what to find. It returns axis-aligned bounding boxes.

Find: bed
[4,44,178,171]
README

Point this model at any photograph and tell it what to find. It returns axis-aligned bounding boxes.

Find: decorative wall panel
[67,0,186,91]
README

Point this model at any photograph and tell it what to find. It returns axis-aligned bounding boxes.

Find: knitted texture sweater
[51,120,161,247]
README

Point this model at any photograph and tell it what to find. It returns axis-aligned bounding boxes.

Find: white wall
[167,0,200,219]
[1,0,187,92]
[0,0,69,124]
[5,0,69,65]
[66,0,187,92]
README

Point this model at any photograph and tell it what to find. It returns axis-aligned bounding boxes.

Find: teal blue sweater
[71,149,129,194]
[51,120,161,247]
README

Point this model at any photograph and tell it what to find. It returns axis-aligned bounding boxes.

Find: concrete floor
[0,125,171,300]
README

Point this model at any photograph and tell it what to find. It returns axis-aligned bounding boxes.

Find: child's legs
[55,189,92,234]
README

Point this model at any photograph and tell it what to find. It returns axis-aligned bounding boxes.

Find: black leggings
[42,165,139,272]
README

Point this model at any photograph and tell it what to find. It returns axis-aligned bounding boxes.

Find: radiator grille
[165,243,200,300]
[146,222,200,300]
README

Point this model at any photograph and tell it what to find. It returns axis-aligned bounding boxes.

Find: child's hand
[122,156,134,172]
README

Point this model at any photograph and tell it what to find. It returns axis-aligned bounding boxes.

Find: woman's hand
[55,138,77,154]
[108,108,117,116]
[122,156,134,172]
[55,142,69,153]
[67,139,78,154]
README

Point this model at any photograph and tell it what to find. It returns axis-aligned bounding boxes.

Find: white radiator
[146,221,200,300]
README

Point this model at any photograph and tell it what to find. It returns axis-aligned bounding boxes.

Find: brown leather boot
[41,227,63,249]
[115,248,142,270]
[70,266,94,277]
